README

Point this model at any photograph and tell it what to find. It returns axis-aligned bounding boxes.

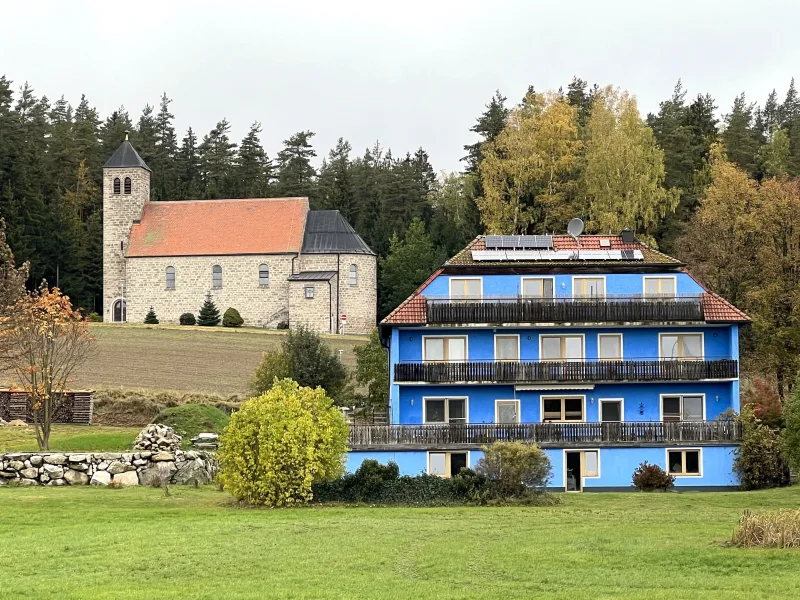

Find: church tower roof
[104,139,151,171]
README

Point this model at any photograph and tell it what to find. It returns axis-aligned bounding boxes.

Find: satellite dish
[567,218,584,238]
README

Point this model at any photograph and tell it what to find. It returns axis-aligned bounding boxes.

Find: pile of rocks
[133,424,182,452]
[0,450,217,487]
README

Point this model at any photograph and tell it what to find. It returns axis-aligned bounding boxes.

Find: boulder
[0,471,17,479]
[63,469,89,485]
[139,462,178,485]
[90,471,112,486]
[20,467,38,479]
[152,452,175,462]
[68,454,88,463]
[112,471,139,487]
[29,456,43,467]
[96,453,122,460]
[107,461,127,475]
[44,454,68,465]
[42,464,64,479]
[97,461,109,471]
[132,459,148,466]
[47,478,66,486]
[172,459,212,485]
[40,473,50,484]
[69,463,89,472]
[20,478,39,486]
[8,461,24,471]
[8,420,27,427]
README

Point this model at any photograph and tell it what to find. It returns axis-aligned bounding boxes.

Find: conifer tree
[144,306,159,324]
[132,104,158,168]
[317,138,354,217]
[177,127,201,199]
[276,130,317,198]
[197,293,221,326]
[236,121,272,198]
[99,107,133,158]
[722,93,760,176]
[199,119,237,199]
[153,93,179,201]
[0,217,28,315]
[462,90,509,174]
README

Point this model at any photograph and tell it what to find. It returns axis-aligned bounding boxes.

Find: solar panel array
[485,235,553,249]
[470,249,645,262]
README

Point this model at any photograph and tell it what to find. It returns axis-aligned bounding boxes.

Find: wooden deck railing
[349,421,742,448]
[425,295,705,324]
[394,359,738,383]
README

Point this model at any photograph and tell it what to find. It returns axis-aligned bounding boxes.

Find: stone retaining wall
[0,450,217,487]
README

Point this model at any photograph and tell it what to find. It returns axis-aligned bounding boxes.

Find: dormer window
[113,177,121,194]
[124,177,132,195]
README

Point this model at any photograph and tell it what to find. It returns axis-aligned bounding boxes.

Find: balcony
[425,295,705,324]
[394,358,738,383]
[349,421,742,449]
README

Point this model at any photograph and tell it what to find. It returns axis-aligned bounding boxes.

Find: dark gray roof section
[301,210,374,255]
[104,140,151,171]
[288,271,338,281]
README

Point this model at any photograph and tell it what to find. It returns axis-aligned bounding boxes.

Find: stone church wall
[299,254,377,334]
[124,254,295,326]
[288,276,336,333]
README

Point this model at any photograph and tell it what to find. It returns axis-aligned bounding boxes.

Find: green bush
[250,326,349,404]
[222,307,244,328]
[144,307,159,325]
[782,373,800,475]
[353,329,389,415]
[218,379,349,507]
[179,313,196,326]
[475,441,551,497]
[735,406,789,490]
[631,461,675,491]
[154,404,230,441]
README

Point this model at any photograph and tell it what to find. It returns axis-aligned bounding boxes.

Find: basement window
[428,451,468,478]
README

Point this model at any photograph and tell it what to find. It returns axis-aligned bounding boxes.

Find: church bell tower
[102,134,151,322]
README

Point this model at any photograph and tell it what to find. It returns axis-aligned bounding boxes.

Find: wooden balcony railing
[349,421,742,448]
[425,295,705,324]
[394,359,738,383]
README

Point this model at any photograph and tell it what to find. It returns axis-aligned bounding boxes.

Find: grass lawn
[0,424,142,452]
[1,323,369,396]
[1,486,799,599]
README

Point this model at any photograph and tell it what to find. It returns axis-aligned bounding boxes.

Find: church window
[304,286,314,299]
[259,264,269,286]
[349,264,358,286]
[166,266,176,290]
[212,265,223,288]
[113,178,121,194]
[124,177,132,194]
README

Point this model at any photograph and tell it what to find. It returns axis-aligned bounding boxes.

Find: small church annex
[102,139,377,334]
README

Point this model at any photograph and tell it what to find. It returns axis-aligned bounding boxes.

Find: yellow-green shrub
[217,378,349,507]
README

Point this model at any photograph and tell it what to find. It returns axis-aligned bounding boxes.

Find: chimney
[620,229,635,244]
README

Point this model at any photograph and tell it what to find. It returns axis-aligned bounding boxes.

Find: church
[102,139,377,334]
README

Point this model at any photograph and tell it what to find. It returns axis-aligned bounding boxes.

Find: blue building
[348,231,749,491]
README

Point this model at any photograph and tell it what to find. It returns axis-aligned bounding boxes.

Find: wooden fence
[0,390,94,424]
[349,421,742,448]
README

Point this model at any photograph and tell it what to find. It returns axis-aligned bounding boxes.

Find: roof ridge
[151,197,308,205]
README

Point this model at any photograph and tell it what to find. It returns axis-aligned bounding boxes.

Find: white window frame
[563,449,601,491]
[111,297,127,323]
[212,264,223,289]
[495,399,521,424]
[427,451,470,478]
[423,396,469,425]
[494,334,520,362]
[521,276,555,298]
[658,332,705,360]
[449,277,483,300]
[422,335,468,363]
[665,447,703,478]
[539,333,585,361]
[572,276,607,298]
[597,333,623,361]
[599,398,625,422]
[165,266,176,290]
[643,275,677,297]
[540,395,586,423]
[659,393,706,421]
[258,264,270,286]
[304,286,314,299]
[349,264,358,286]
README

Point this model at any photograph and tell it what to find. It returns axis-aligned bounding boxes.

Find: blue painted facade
[357,240,748,491]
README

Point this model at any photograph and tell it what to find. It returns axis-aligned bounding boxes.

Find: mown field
[0,424,143,453]
[0,486,798,600]
[1,323,369,396]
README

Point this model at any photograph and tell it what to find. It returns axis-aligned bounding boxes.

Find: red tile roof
[127,198,308,257]
[381,269,442,325]
[701,292,750,322]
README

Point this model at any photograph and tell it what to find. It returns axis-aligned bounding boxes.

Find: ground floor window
[565,449,600,492]
[542,396,584,422]
[424,397,467,424]
[667,449,701,476]
[662,395,704,422]
[428,451,468,478]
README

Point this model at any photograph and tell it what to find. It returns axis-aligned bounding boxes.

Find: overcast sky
[3,0,800,172]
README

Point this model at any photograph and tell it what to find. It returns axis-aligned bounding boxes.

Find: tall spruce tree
[197,294,221,326]
[177,127,201,199]
[236,121,272,198]
[722,93,760,176]
[462,90,509,174]
[276,130,317,199]
[152,93,179,201]
[317,138,355,217]
[199,119,237,199]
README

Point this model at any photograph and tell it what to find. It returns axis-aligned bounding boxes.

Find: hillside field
[1,324,369,397]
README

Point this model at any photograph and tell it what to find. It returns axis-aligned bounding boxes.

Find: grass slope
[0,323,368,396]
[0,425,142,452]
[1,486,799,599]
